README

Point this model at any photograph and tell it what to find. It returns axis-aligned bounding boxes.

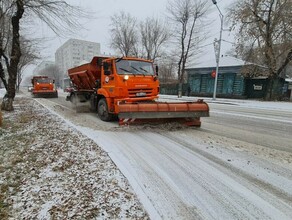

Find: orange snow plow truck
[31,76,58,98]
[66,56,209,126]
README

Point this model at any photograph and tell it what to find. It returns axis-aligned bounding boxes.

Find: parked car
[64,86,74,93]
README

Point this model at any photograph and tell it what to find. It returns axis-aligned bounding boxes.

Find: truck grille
[128,88,153,98]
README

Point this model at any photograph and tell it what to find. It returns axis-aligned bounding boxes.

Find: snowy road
[31,92,292,219]
[203,102,292,153]
[91,131,292,219]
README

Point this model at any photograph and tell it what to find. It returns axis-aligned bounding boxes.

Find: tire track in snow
[107,132,204,220]
[101,131,292,219]
[157,132,292,216]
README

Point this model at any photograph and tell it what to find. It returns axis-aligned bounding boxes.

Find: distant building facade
[186,56,247,98]
[185,56,286,99]
[33,61,55,75]
[55,39,101,78]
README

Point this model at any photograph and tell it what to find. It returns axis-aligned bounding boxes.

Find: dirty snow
[0,95,149,219]
[1,88,292,219]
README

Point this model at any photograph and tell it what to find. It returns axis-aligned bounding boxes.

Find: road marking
[211,110,292,124]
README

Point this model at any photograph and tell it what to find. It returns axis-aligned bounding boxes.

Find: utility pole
[211,0,223,100]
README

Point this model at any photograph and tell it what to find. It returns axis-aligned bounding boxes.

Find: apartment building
[55,39,101,78]
[33,61,55,75]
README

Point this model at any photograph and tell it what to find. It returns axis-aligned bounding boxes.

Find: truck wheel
[89,94,97,112]
[98,98,112,121]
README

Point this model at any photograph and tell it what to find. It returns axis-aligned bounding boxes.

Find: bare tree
[0,0,24,110]
[227,0,292,100]
[157,55,177,83]
[140,17,170,61]
[167,0,209,97]
[0,0,14,92]
[16,37,40,92]
[110,11,139,57]
[0,0,86,111]
[38,64,62,88]
[22,75,33,87]
[0,12,39,89]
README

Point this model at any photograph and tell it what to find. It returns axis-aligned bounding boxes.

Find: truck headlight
[123,75,129,81]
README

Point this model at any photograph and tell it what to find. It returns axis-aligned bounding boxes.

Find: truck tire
[89,94,97,112]
[98,98,113,121]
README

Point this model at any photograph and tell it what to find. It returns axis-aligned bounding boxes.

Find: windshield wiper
[119,67,130,73]
[139,67,149,74]
[130,66,145,76]
[130,65,140,72]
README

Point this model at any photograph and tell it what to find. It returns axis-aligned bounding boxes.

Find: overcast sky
[26,0,235,74]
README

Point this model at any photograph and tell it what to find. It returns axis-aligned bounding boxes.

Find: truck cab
[99,57,159,99]
[67,57,159,120]
[31,76,58,98]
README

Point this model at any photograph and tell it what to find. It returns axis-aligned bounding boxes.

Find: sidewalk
[159,94,292,111]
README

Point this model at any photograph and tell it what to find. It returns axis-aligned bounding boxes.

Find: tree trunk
[1,0,24,111]
[265,78,274,100]
[178,82,182,98]
[265,77,281,101]
[0,62,8,90]
[1,74,17,111]
[1,94,14,111]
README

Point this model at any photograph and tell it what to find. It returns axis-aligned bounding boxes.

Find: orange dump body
[67,57,102,91]
[67,56,209,126]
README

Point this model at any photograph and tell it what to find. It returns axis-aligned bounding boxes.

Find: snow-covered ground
[1,88,292,219]
[0,90,149,219]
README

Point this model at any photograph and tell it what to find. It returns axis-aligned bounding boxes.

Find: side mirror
[104,70,111,75]
[97,58,103,66]
[103,62,109,71]
[155,65,159,76]
[103,62,111,75]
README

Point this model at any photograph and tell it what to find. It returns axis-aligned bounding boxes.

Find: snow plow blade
[118,99,209,126]
[32,90,58,98]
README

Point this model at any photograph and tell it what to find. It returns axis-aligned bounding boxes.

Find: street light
[211,0,223,100]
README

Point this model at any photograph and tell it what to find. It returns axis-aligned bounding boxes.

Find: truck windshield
[35,78,53,83]
[116,60,154,75]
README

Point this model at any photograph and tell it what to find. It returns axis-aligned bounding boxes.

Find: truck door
[102,60,116,97]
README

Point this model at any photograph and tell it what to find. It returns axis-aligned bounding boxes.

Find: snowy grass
[0,97,149,219]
